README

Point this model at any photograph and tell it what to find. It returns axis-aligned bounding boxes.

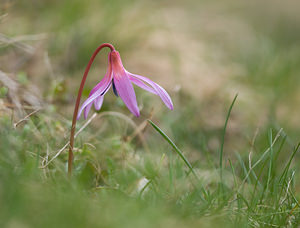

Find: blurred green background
[1,0,300,227]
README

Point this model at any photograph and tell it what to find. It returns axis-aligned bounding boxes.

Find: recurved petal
[83,83,110,119]
[84,103,93,119]
[113,72,140,117]
[94,84,110,110]
[127,72,173,110]
[128,75,156,94]
[77,81,111,120]
[94,96,104,110]
[83,83,101,119]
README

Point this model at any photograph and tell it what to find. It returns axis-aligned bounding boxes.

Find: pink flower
[77,50,173,119]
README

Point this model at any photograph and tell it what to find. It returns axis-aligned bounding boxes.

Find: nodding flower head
[77,48,173,119]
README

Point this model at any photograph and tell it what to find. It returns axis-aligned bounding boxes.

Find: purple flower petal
[77,53,113,119]
[110,50,140,117]
[127,72,173,110]
[84,103,93,120]
[94,83,111,110]
[77,81,111,119]
[128,75,156,94]
[114,72,140,117]
[82,83,111,119]
[83,83,103,119]
[94,96,104,110]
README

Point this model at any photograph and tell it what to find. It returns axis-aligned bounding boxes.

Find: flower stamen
[112,79,119,97]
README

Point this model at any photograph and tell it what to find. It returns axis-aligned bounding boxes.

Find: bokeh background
[2,0,300,145]
[1,0,300,227]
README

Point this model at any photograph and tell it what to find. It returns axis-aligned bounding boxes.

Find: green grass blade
[266,128,274,194]
[279,142,300,183]
[220,94,238,182]
[235,152,252,185]
[147,119,198,180]
[228,159,238,189]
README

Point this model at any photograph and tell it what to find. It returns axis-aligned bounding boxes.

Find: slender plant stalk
[68,43,115,176]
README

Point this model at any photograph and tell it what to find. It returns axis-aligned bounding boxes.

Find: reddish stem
[68,43,115,176]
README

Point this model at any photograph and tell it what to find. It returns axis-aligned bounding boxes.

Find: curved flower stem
[68,43,115,176]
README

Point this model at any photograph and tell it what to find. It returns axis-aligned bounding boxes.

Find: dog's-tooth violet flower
[68,43,173,176]
[77,49,173,119]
